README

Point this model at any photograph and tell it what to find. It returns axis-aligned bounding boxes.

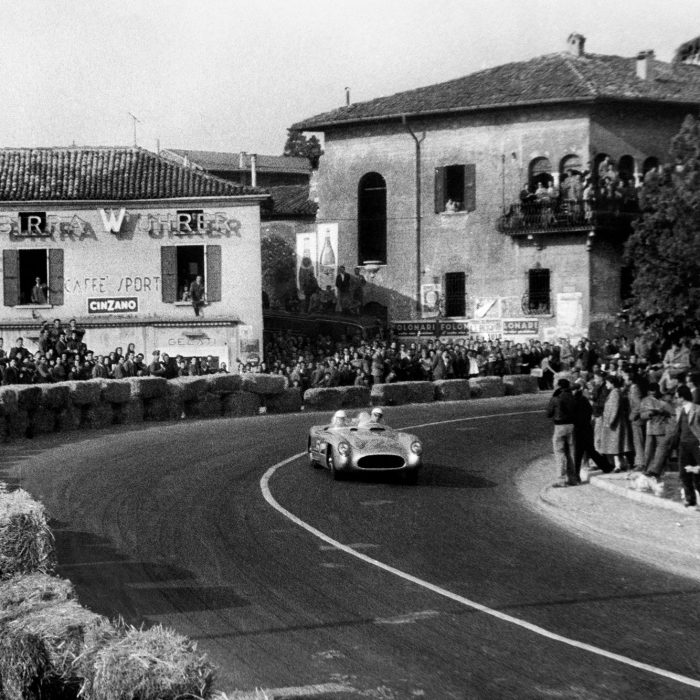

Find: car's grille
[357,454,405,470]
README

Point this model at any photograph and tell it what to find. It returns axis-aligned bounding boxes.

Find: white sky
[2,0,700,155]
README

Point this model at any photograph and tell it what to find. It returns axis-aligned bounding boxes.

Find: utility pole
[128,112,141,147]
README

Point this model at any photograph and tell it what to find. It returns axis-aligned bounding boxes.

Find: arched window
[642,156,659,175]
[560,154,583,176]
[618,155,635,183]
[529,157,552,188]
[358,172,387,265]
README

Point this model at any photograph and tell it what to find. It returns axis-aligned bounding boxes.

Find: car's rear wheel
[327,446,344,480]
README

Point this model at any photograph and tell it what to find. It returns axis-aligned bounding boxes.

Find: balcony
[497,196,639,236]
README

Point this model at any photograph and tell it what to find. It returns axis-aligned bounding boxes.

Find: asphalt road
[3,394,700,699]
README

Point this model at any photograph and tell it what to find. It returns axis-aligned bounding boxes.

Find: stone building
[294,34,700,341]
[0,146,267,367]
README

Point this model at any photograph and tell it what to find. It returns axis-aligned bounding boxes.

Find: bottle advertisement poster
[296,224,338,300]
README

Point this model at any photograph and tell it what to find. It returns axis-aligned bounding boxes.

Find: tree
[283,128,323,169]
[624,114,700,340]
[261,234,297,308]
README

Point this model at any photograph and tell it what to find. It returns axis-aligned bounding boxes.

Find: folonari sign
[87,297,138,314]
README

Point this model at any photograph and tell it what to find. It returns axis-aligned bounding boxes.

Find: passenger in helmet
[331,410,349,428]
[370,407,384,424]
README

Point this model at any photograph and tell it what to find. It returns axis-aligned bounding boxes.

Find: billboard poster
[296,231,319,301]
[503,319,539,335]
[316,223,339,293]
[421,283,441,317]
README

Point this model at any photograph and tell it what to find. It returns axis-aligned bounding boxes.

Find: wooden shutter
[445,271,466,317]
[434,167,445,213]
[206,244,222,302]
[48,249,64,306]
[161,246,178,303]
[464,164,476,212]
[3,249,19,307]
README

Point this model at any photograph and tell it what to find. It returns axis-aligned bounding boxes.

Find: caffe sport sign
[87,297,138,314]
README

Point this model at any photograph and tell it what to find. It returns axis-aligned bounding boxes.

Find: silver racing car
[307,408,422,482]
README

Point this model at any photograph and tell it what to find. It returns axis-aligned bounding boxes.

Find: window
[444,272,466,317]
[528,158,552,189]
[642,156,659,175]
[3,248,64,307]
[434,164,476,213]
[528,268,550,314]
[161,245,222,303]
[357,172,387,265]
[176,209,204,234]
[618,155,635,182]
[19,212,48,236]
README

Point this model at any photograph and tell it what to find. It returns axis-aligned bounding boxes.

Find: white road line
[259,410,700,690]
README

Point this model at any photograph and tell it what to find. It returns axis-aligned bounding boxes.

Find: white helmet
[331,410,348,426]
[370,407,384,421]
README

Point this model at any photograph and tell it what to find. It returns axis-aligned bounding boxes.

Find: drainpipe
[251,153,257,188]
[402,115,426,314]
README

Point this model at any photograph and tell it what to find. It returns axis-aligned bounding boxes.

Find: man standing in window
[189,275,205,316]
[31,277,48,305]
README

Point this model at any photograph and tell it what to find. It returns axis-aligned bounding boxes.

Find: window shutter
[161,246,177,303]
[206,244,222,302]
[3,250,19,307]
[48,249,64,306]
[434,167,445,213]
[464,164,476,212]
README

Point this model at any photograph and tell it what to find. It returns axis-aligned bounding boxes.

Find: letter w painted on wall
[98,208,127,233]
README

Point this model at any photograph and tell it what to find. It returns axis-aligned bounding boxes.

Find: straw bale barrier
[433,379,471,401]
[142,397,172,422]
[206,373,242,394]
[265,387,302,414]
[81,403,115,430]
[126,376,168,399]
[0,573,74,621]
[30,407,57,436]
[222,391,260,417]
[371,381,434,406]
[15,386,41,413]
[6,411,30,441]
[502,374,540,395]
[119,399,144,425]
[169,376,208,402]
[192,393,223,419]
[82,623,215,700]
[0,487,54,580]
[0,388,18,414]
[39,384,70,410]
[303,386,370,411]
[468,376,505,399]
[98,380,131,405]
[56,405,81,432]
[240,373,285,395]
[66,380,102,406]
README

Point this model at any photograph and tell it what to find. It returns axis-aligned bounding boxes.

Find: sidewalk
[518,457,700,583]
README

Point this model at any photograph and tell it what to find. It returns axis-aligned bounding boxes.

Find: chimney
[239,151,246,169]
[567,33,586,57]
[250,153,257,188]
[636,50,655,80]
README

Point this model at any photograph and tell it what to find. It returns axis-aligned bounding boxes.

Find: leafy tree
[624,114,700,339]
[283,128,323,169]
[261,234,297,308]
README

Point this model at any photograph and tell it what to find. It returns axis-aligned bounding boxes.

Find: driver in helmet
[330,410,349,428]
[369,407,384,424]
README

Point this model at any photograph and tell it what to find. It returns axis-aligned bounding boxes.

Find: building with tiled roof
[0,146,268,367]
[160,148,311,188]
[293,34,700,339]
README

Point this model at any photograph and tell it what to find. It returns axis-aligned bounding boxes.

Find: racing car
[307,408,422,483]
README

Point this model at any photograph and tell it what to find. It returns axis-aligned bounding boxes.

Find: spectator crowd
[0,318,228,385]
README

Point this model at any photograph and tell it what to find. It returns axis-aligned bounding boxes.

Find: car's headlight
[410,441,422,455]
[337,441,351,456]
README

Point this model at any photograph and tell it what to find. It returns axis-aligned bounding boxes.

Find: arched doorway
[358,172,387,265]
[529,157,552,189]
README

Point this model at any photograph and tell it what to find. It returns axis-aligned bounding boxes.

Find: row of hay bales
[0,373,299,441]
[0,483,218,699]
[302,374,540,411]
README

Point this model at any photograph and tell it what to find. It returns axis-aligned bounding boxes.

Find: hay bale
[204,373,242,394]
[221,391,260,417]
[143,397,171,422]
[0,488,54,579]
[84,624,215,700]
[81,403,114,430]
[433,379,471,401]
[39,384,69,410]
[0,388,18,414]
[240,373,285,395]
[502,374,540,395]
[6,410,30,440]
[120,399,144,424]
[303,386,370,411]
[0,600,113,700]
[164,384,185,420]
[371,381,434,406]
[265,388,302,414]
[196,393,223,419]
[30,407,57,436]
[469,376,505,399]
[66,381,101,406]
[0,573,74,620]
[15,386,41,413]
[99,380,131,405]
[126,377,167,400]
[55,405,81,432]
[169,376,208,402]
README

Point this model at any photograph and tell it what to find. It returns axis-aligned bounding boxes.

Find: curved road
[3,395,700,699]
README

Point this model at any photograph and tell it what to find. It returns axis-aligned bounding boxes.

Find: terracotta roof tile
[265,185,318,218]
[163,149,311,175]
[294,52,700,130]
[0,147,266,201]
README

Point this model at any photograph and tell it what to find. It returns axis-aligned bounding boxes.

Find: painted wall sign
[503,319,539,334]
[64,276,160,295]
[87,297,138,313]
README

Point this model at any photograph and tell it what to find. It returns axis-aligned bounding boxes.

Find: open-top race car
[307,408,422,483]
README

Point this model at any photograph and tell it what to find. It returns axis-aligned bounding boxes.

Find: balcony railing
[497,197,639,235]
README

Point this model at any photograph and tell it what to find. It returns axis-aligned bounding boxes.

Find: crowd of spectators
[0,318,228,385]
